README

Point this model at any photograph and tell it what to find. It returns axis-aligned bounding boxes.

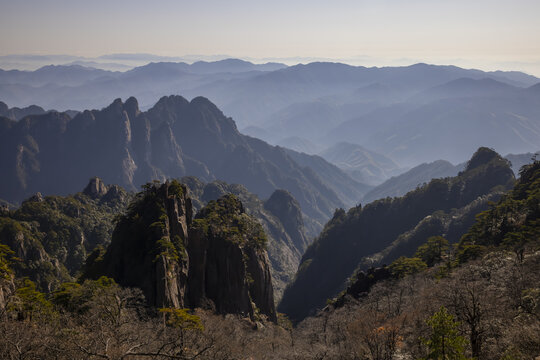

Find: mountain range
[2,59,539,170]
[278,147,516,321]
[0,96,371,235]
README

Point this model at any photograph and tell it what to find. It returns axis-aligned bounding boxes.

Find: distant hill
[282,148,373,210]
[330,93,540,166]
[505,151,539,176]
[276,136,321,154]
[0,100,45,120]
[362,160,462,204]
[319,142,401,185]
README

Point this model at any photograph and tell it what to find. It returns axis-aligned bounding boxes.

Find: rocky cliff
[181,177,308,300]
[86,181,277,322]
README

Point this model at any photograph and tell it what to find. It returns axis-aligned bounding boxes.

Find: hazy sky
[1,0,540,75]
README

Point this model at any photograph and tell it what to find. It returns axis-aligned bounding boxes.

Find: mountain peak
[465,147,507,172]
[83,177,108,198]
[154,95,190,108]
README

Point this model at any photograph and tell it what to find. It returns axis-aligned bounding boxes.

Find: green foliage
[155,236,181,262]
[0,242,17,280]
[51,276,117,314]
[0,185,131,291]
[168,179,185,198]
[389,256,427,278]
[459,160,540,253]
[159,307,204,331]
[195,194,267,250]
[415,236,449,267]
[456,244,486,264]
[421,306,470,360]
[9,278,54,320]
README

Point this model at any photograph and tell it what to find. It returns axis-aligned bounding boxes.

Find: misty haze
[1,1,539,359]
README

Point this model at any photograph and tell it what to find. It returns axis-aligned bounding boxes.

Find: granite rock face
[83,177,108,198]
[87,181,277,322]
[181,177,309,300]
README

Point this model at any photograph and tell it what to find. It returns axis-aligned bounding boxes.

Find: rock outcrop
[83,177,108,198]
[181,177,309,300]
[264,189,308,253]
[85,180,192,308]
[86,181,277,322]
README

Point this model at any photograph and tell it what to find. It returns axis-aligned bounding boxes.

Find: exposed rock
[264,190,308,253]
[86,180,191,308]
[188,195,276,321]
[86,181,277,321]
[182,177,309,301]
[27,192,44,202]
[83,177,108,198]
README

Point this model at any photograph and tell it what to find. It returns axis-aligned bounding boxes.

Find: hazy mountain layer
[0,100,45,120]
[361,160,462,204]
[2,61,538,167]
[319,142,401,185]
[278,148,515,321]
[0,96,351,228]
[329,80,540,165]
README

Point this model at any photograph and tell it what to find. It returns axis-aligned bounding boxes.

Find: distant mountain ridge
[2,60,539,169]
[362,160,463,204]
[0,96,356,231]
[0,100,46,120]
[319,142,401,185]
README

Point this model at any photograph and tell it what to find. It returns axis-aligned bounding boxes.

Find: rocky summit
[84,180,277,322]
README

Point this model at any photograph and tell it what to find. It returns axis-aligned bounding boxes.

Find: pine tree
[421,306,470,360]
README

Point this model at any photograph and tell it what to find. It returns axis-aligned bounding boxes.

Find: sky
[1,0,540,75]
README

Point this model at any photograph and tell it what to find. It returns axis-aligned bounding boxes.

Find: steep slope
[0,177,131,291]
[278,148,515,321]
[356,191,504,271]
[0,175,309,301]
[296,162,540,359]
[319,142,401,185]
[180,177,308,300]
[282,148,372,209]
[85,181,277,321]
[459,159,540,251]
[0,96,347,228]
[362,160,462,204]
